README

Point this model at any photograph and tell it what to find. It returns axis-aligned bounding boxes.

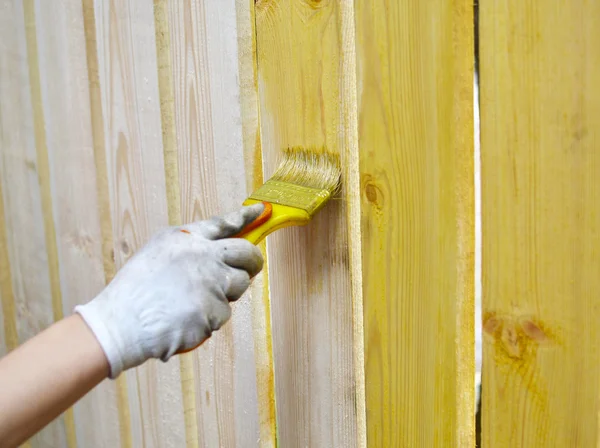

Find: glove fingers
[223,267,251,302]
[206,295,232,331]
[189,203,265,240]
[215,238,264,278]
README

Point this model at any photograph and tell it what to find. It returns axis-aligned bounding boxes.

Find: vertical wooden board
[0,0,69,446]
[0,277,7,357]
[0,149,16,362]
[355,0,474,446]
[0,153,11,361]
[255,1,360,446]
[0,158,14,359]
[0,0,23,358]
[480,1,600,446]
[92,1,186,446]
[235,0,278,444]
[32,0,123,446]
[0,0,52,358]
[167,0,266,446]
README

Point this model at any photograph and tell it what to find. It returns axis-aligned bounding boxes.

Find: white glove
[75,203,265,379]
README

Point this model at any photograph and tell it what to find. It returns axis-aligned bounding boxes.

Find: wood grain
[92,1,186,446]
[32,0,124,446]
[0,0,19,354]
[338,2,367,445]
[167,1,271,446]
[480,1,600,445]
[4,0,75,445]
[255,0,361,445]
[82,0,133,444]
[0,172,13,358]
[21,0,76,448]
[153,2,201,447]
[2,0,279,446]
[235,0,278,445]
[355,0,474,445]
[0,0,37,399]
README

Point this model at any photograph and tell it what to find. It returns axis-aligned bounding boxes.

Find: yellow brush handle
[236,199,311,245]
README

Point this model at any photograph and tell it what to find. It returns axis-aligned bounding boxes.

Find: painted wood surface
[254,1,363,446]
[0,0,479,446]
[480,1,600,446]
[355,0,475,446]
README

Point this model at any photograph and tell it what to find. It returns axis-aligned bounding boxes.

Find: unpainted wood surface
[33,0,122,446]
[480,1,600,445]
[92,1,188,446]
[0,0,270,446]
[255,0,361,446]
[167,0,272,446]
[355,0,474,446]
[0,0,71,446]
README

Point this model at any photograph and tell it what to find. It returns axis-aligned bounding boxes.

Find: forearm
[0,314,109,447]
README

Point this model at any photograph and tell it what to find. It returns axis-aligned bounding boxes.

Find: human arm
[0,314,108,447]
[0,204,264,447]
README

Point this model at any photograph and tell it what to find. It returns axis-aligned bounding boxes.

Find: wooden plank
[480,1,600,445]
[0,0,26,372]
[0,176,11,359]
[255,1,361,445]
[81,0,133,444]
[32,0,124,446]
[355,0,474,446]
[153,2,200,447]
[0,0,71,446]
[167,0,275,445]
[91,1,187,446]
[235,0,278,445]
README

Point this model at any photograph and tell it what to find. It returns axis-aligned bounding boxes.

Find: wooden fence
[0,0,597,447]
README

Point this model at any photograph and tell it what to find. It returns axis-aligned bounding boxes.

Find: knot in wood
[120,239,132,257]
[362,174,384,208]
[483,313,550,361]
[302,0,328,9]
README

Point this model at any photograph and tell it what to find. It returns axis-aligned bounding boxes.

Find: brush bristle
[269,147,341,195]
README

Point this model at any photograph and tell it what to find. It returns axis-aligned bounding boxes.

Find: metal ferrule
[248,180,331,216]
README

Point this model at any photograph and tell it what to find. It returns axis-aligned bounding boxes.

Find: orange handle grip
[234,202,272,240]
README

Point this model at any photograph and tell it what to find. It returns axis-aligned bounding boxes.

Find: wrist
[74,290,143,379]
[68,314,111,379]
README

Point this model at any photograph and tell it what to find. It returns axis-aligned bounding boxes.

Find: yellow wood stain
[481,0,600,445]
[236,0,278,444]
[253,130,265,190]
[355,0,474,446]
[257,250,277,440]
[483,311,562,426]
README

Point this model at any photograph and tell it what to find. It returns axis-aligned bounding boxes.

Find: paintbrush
[175,147,340,357]
[235,147,341,244]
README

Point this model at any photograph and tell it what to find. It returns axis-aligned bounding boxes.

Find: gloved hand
[75,203,265,379]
